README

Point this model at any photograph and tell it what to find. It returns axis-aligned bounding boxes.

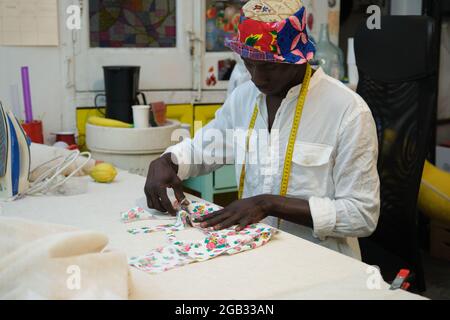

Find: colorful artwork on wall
[205,0,245,52]
[89,0,177,48]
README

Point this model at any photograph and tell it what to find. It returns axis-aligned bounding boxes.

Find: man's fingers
[144,187,153,209]
[215,215,241,230]
[146,198,153,210]
[159,187,176,216]
[236,217,251,231]
[146,196,153,210]
[196,208,227,222]
[200,210,231,228]
[172,178,185,203]
[150,189,164,212]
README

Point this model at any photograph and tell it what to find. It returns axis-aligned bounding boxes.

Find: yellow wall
[76,108,106,151]
[166,104,194,136]
[194,105,221,133]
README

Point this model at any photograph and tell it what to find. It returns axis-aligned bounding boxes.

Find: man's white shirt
[166,67,380,259]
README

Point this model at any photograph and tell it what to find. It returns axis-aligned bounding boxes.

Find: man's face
[243,58,301,96]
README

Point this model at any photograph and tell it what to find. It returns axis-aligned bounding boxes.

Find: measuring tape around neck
[238,63,313,226]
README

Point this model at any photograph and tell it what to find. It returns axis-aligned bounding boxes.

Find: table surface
[0,171,425,300]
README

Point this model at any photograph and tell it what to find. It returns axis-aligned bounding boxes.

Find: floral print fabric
[121,207,154,223]
[225,6,315,64]
[121,201,276,274]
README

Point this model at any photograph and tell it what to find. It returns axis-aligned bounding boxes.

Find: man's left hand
[196,195,272,231]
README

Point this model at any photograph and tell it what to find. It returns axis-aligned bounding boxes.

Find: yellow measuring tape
[238,63,312,227]
[238,105,259,200]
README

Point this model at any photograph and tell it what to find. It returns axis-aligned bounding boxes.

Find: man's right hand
[144,153,185,216]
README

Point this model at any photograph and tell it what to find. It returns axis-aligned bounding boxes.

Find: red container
[21,120,44,144]
[54,132,76,146]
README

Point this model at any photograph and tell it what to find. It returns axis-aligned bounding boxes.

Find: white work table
[0,170,425,300]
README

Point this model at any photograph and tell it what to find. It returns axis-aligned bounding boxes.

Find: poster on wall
[89,0,177,48]
[0,0,59,46]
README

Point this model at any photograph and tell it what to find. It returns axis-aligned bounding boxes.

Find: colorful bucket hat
[225,0,315,65]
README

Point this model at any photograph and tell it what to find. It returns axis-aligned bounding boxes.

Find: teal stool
[183,165,237,202]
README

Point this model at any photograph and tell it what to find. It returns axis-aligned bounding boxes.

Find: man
[145,0,380,259]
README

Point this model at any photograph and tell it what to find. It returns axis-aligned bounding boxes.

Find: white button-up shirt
[166,67,380,259]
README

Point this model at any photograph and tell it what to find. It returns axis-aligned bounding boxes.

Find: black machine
[95,66,147,124]
[355,15,438,293]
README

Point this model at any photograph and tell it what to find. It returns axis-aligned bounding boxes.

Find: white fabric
[0,217,129,300]
[0,171,423,300]
[166,67,380,259]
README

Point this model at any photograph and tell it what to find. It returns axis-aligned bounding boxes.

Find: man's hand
[195,195,272,231]
[144,153,185,215]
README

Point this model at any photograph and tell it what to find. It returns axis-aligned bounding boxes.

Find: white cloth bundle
[0,217,130,300]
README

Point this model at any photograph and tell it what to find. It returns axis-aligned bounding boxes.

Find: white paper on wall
[0,0,59,46]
